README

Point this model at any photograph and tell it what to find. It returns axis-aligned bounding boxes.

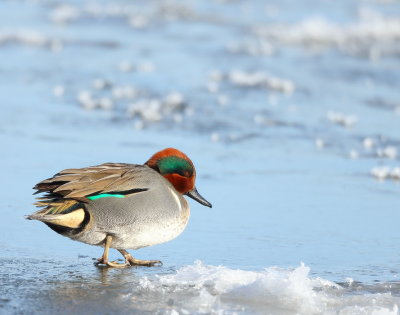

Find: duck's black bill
[186,187,212,208]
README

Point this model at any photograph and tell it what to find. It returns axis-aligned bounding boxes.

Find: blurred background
[1,0,400,313]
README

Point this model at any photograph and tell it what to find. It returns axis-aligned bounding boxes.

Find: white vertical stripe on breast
[168,186,182,213]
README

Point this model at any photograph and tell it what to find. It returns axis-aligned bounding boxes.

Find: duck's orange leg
[95,235,129,268]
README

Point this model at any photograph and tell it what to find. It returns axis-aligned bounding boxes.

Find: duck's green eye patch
[158,156,194,177]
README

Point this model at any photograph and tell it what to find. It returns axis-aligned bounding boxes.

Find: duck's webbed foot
[94,235,162,268]
[118,249,162,267]
[95,257,129,268]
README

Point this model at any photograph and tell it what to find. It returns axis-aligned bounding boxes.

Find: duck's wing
[32,163,151,211]
[34,163,150,202]
[28,163,151,228]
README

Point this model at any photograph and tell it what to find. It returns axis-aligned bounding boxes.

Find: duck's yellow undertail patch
[44,208,85,228]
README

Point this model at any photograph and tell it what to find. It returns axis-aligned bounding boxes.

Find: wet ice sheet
[1,258,400,314]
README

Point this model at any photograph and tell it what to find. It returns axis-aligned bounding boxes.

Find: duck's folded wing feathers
[33,163,148,202]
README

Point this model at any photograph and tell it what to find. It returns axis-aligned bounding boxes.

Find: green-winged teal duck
[27,148,212,267]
